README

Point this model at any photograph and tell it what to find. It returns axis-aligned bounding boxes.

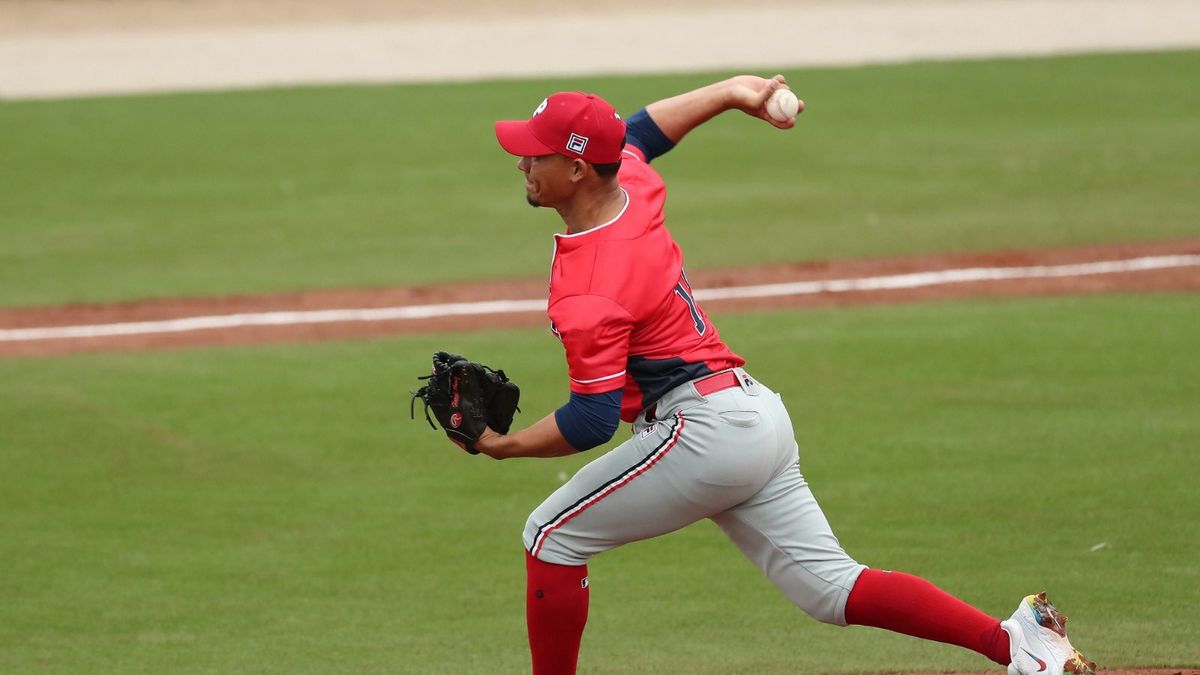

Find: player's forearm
[643,79,739,144]
[637,75,796,153]
[476,412,578,460]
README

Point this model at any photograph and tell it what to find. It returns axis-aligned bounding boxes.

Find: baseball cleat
[1001,592,1096,675]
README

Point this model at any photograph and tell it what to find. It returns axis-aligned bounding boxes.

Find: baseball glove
[410,351,520,454]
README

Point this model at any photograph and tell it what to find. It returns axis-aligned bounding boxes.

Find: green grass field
[2,50,1199,307]
[2,294,1198,673]
[3,49,1199,673]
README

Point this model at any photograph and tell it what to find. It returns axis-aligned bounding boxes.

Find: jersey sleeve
[549,294,634,395]
[554,390,623,451]
[624,108,675,163]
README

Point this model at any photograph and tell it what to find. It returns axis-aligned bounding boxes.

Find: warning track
[2,238,1198,358]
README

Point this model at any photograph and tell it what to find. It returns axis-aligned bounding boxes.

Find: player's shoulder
[622,145,649,164]
[615,151,666,228]
[617,146,659,183]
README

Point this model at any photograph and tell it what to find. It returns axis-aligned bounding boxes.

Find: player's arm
[472,412,577,459]
[472,390,622,460]
[474,295,630,460]
[625,75,800,162]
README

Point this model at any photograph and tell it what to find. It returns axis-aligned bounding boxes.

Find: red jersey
[547,146,744,422]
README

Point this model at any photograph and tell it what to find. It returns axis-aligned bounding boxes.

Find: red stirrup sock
[526,551,589,675]
[844,569,1011,665]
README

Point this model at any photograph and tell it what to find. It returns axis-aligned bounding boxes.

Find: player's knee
[523,512,588,566]
[522,512,540,550]
[794,596,847,626]
[521,513,563,560]
[780,564,866,627]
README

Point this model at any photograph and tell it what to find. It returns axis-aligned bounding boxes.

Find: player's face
[518,154,574,208]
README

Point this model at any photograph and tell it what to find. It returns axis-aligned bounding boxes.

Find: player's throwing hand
[726,74,804,129]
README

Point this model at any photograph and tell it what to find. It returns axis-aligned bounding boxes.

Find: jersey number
[674,277,707,336]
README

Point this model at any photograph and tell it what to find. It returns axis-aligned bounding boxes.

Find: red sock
[844,569,1011,665]
[526,551,589,675]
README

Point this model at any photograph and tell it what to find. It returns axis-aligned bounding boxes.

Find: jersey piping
[570,370,627,385]
[553,188,630,240]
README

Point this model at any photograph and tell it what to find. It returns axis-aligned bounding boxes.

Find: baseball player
[466,75,1094,675]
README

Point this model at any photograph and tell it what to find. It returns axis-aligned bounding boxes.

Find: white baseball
[765,88,800,122]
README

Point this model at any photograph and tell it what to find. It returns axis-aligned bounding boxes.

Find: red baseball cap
[495,92,626,164]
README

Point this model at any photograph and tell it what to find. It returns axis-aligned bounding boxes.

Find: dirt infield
[2,238,1197,359]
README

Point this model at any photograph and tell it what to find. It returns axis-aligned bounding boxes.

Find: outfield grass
[2,50,1198,307]
[2,293,1197,673]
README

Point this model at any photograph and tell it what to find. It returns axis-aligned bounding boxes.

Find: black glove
[411,351,520,454]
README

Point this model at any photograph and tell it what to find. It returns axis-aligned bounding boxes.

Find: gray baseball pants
[523,368,866,625]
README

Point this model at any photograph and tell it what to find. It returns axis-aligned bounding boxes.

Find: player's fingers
[757,77,781,105]
[772,75,803,107]
[759,76,799,129]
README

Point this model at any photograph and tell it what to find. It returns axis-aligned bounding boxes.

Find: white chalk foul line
[2,254,1198,343]
[0,298,550,342]
[693,254,1200,301]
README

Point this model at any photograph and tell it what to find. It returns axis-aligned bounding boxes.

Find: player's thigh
[524,410,769,566]
[710,461,865,625]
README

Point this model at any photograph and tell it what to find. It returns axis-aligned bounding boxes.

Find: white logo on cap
[533,98,549,116]
[566,133,589,154]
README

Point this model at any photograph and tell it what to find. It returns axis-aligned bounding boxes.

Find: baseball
[765,88,800,122]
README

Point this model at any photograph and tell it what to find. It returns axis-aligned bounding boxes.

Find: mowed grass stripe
[1,294,1197,673]
[1,50,1198,308]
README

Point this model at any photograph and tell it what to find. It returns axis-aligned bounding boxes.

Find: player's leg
[526,404,784,565]
[524,550,589,675]
[524,384,784,675]
[844,567,1011,664]
[710,391,1015,666]
[708,453,866,624]
[711,457,1015,664]
[841,530,1096,672]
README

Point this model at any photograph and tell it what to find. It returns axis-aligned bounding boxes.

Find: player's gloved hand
[410,351,520,454]
[725,74,803,130]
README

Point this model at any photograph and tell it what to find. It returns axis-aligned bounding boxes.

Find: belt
[693,370,741,396]
[644,370,741,422]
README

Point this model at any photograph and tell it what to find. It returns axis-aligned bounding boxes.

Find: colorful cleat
[1001,592,1096,675]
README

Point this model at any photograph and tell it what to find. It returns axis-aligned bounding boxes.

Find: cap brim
[494,120,556,157]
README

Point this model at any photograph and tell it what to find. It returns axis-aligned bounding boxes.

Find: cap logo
[533,98,549,116]
[566,133,589,154]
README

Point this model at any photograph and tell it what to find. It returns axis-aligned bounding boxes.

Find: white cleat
[1001,592,1096,675]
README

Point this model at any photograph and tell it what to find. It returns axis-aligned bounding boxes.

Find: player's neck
[559,184,627,235]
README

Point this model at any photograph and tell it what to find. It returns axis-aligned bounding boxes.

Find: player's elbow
[554,390,623,452]
[575,415,621,451]
[563,423,618,452]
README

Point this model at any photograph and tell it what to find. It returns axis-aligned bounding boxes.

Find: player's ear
[569,158,588,182]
